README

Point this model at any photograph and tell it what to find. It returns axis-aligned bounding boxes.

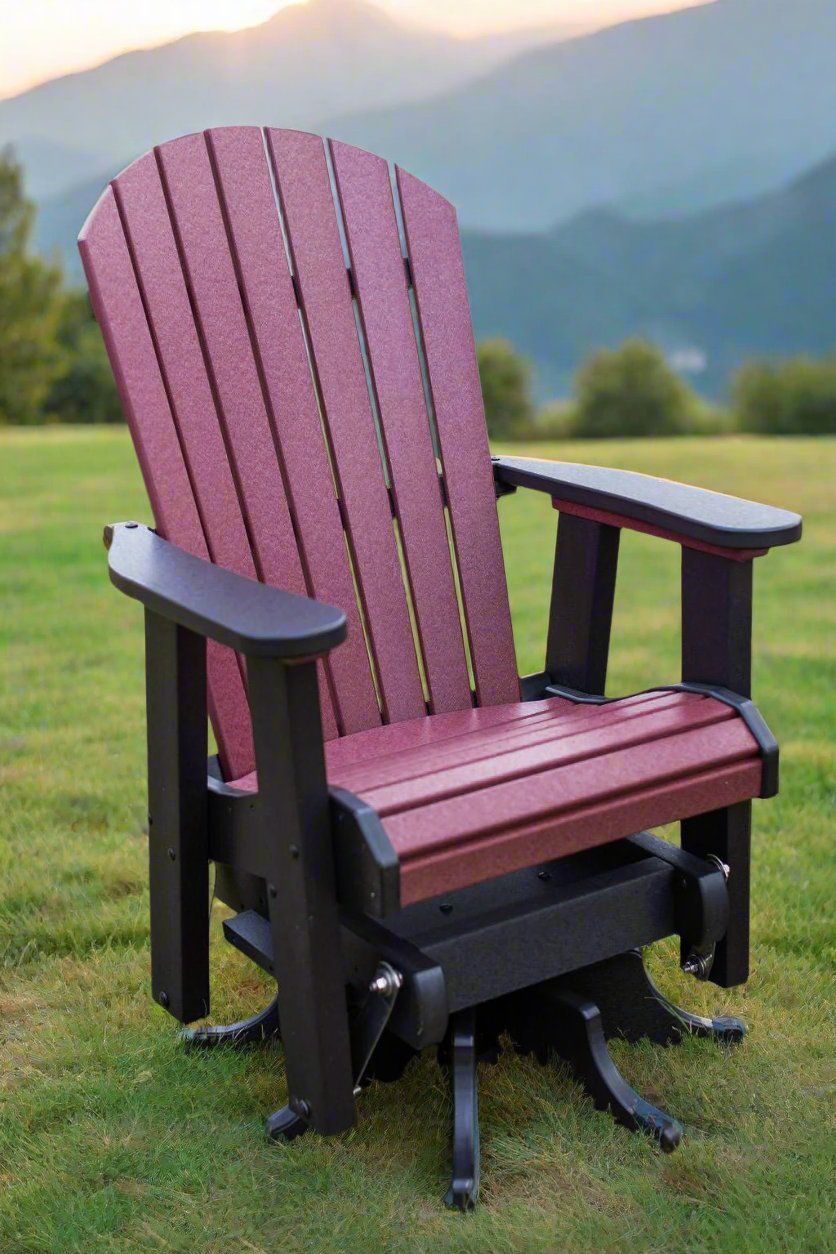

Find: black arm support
[492,456,802,551]
[498,457,801,992]
[107,520,357,1129]
[105,522,347,658]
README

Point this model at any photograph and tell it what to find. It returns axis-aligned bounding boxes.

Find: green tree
[733,356,836,435]
[477,338,535,439]
[0,146,64,424]
[45,290,121,424]
[572,339,694,438]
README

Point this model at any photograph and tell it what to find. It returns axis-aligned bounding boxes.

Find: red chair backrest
[79,128,518,779]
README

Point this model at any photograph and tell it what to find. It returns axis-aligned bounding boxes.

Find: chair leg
[510,948,749,1151]
[527,987,683,1153]
[181,994,281,1049]
[554,949,746,1047]
[266,962,404,1145]
[443,1008,480,1213]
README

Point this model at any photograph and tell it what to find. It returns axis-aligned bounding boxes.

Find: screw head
[167,848,176,861]
[158,990,170,1008]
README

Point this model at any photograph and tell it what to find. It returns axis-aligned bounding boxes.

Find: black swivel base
[183,948,744,1212]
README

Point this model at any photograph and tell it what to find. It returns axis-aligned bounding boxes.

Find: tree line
[1,147,834,437]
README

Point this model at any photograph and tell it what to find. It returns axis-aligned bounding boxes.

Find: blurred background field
[0,427,833,1249]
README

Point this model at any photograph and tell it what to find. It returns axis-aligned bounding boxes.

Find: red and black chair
[80,127,801,1210]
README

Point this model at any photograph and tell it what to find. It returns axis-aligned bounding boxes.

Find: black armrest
[492,456,802,552]
[104,522,347,658]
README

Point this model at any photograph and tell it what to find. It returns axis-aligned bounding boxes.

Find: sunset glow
[0,0,705,100]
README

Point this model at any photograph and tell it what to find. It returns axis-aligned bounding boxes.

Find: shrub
[732,356,836,435]
[0,147,64,424]
[46,290,121,424]
[477,338,536,439]
[572,339,695,438]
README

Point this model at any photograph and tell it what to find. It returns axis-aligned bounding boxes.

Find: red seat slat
[363,700,734,815]
[384,719,759,858]
[400,761,763,905]
[397,167,519,708]
[337,692,708,796]
[268,129,426,725]
[330,140,472,715]
[78,185,254,778]
[206,127,380,736]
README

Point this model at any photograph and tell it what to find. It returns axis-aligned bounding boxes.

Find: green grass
[1,428,834,1252]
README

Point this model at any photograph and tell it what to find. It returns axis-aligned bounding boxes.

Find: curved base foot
[443,1009,480,1212]
[266,1104,310,1143]
[517,987,682,1152]
[555,950,747,1047]
[181,995,280,1049]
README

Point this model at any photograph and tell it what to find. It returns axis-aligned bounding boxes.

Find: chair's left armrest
[105,521,347,658]
[492,456,802,554]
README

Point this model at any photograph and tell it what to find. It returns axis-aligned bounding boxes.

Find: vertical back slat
[206,127,380,736]
[267,128,426,725]
[155,132,338,737]
[78,187,254,777]
[329,140,472,715]
[396,167,519,707]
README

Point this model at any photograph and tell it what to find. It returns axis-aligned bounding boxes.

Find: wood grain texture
[330,139,472,714]
[397,166,518,708]
[268,129,426,725]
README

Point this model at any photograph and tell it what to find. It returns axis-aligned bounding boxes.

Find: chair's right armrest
[104,522,346,659]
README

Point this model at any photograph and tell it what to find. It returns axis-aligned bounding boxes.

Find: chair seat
[231,690,763,906]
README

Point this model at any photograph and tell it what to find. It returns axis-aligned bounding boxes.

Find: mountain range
[0,0,584,201]
[8,0,836,401]
[462,153,836,398]
[324,0,836,229]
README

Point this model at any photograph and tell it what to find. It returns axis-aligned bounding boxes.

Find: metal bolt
[369,963,403,998]
[682,952,713,980]
[439,902,453,915]
[289,844,300,860]
[158,990,170,1008]
[538,870,551,882]
[268,884,277,899]
[707,855,731,881]
[168,848,176,861]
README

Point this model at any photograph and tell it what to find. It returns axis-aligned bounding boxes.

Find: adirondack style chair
[79,127,801,1210]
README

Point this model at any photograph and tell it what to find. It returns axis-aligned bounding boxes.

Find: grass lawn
[1,428,834,1251]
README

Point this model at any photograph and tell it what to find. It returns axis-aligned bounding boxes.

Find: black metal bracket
[266,962,403,1143]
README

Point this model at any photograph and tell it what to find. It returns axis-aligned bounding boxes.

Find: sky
[0,0,703,99]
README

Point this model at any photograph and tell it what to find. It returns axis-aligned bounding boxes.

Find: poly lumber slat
[324,694,577,776]
[362,699,734,815]
[206,127,380,736]
[385,719,760,858]
[330,139,472,714]
[79,186,254,780]
[154,133,337,740]
[268,129,426,725]
[334,691,691,792]
[396,166,518,708]
[400,760,763,905]
[337,693,706,796]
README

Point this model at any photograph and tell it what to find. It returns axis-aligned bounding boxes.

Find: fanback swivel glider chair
[80,127,802,1210]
